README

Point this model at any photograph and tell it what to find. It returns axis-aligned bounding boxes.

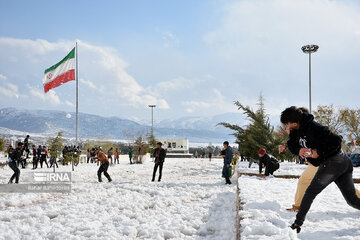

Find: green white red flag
[43,47,75,93]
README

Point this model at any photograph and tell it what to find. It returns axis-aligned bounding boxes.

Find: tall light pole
[301,44,319,113]
[148,105,156,136]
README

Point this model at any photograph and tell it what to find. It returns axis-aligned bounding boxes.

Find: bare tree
[313,105,345,135]
[342,108,360,142]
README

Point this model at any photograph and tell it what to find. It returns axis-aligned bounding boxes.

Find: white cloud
[77,40,170,109]
[0,73,7,81]
[0,86,19,99]
[6,83,18,92]
[159,30,179,48]
[154,77,204,92]
[204,0,360,55]
[201,0,360,114]
[65,100,74,107]
[181,88,234,113]
[79,78,96,89]
[0,80,19,99]
[0,37,170,111]
[28,85,61,105]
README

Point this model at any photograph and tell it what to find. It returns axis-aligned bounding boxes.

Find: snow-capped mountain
[0,108,238,143]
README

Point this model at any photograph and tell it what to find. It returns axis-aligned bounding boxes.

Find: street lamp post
[301,44,319,113]
[148,105,156,136]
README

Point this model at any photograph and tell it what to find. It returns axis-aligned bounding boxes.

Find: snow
[0,158,236,240]
[1,159,360,239]
[239,161,360,179]
[238,162,360,240]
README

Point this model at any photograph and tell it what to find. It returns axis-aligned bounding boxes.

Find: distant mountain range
[0,107,243,143]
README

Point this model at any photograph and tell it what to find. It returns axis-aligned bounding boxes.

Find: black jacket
[259,153,279,176]
[10,148,23,162]
[153,148,166,164]
[287,113,342,166]
[224,146,233,165]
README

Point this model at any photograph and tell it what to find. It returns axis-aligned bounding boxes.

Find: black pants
[40,156,49,168]
[33,157,38,169]
[50,157,58,168]
[296,152,360,226]
[9,161,20,183]
[152,162,163,181]
[98,162,111,182]
[222,164,231,183]
[20,159,26,168]
[266,162,279,176]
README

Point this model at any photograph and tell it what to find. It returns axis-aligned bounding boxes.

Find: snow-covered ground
[239,161,360,178]
[238,162,360,240]
[0,158,236,240]
[2,159,360,240]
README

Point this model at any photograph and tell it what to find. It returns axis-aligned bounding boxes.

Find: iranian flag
[43,47,75,93]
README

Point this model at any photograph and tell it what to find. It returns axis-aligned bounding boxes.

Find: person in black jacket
[223,141,233,185]
[258,148,279,177]
[281,106,360,233]
[152,142,166,182]
[8,142,23,184]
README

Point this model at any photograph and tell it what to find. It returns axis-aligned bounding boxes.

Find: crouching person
[258,148,279,177]
[94,148,112,182]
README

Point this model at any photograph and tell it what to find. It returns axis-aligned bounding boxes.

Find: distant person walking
[86,149,90,163]
[24,135,30,159]
[37,145,42,163]
[208,152,212,162]
[128,149,133,164]
[94,148,112,182]
[114,148,120,164]
[7,145,13,157]
[8,142,23,184]
[152,142,166,182]
[222,141,233,185]
[107,147,113,165]
[32,145,38,169]
[40,146,49,168]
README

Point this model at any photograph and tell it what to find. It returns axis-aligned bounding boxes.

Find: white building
[158,138,189,154]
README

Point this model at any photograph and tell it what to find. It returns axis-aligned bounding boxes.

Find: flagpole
[75,42,79,170]
[76,42,79,144]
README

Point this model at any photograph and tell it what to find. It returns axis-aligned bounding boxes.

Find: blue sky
[1,0,360,125]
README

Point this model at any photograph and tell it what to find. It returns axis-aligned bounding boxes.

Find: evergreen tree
[147,134,158,155]
[48,132,65,158]
[48,132,65,171]
[218,94,288,160]
[0,136,5,152]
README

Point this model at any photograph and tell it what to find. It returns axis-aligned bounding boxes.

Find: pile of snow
[0,158,236,239]
[238,174,360,239]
